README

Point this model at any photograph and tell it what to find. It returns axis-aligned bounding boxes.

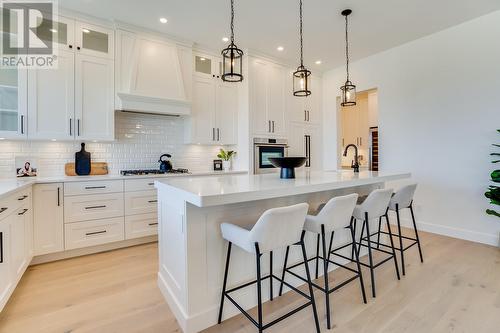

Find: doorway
[339,89,379,171]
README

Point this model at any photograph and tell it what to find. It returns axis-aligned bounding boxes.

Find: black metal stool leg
[218,242,232,324]
[300,232,321,333]
[315,234,320,279]
[321,225,331,329]
[358,219,366,257]
[254,243,263,333]
[410,203,424,263]
[350,222,367,304]
[351,217,356,260]
[364,213,376,298]
[395,204,405,276]
[278,246,290,296]
[269,251,273,301]
[385,214,401,280]
[376,217,382,249]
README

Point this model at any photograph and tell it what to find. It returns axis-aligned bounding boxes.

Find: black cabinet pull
[148,182,154,186]
[57,187,60,206]
[20,115,24,134]
[77,119,81,136]
[148,200,158,203]
[0,232,3,264]
[18,208,28,216]
[77,46,81,50]
[148,222,158,226]
[0,208,7,214]
[69,118,73,136]
[85,230,106,236]
[85,205,107,210]
[69,44,73,49]
[84,186,106,190]
[217,128,220,141]
[17,195,28,201]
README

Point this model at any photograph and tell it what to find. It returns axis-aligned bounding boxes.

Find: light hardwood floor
[0,229,499,333]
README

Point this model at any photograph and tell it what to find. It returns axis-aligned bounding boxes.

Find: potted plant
[485,129,500,218]
[217,149,236,171]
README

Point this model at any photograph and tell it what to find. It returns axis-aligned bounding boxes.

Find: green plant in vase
[485,129,500,218]
[217,149,236,171]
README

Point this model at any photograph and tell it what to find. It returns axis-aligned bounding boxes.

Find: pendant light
[340,9,356,106]
[293,0,311,97]
[221,0,243,82]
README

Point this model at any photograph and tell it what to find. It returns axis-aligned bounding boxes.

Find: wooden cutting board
[65,162,109,176]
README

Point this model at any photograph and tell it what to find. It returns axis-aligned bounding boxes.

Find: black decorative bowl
[268,157,307,179]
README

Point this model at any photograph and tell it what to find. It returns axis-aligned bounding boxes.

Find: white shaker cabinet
[27,50,75,140]
[0,216,13,310]
[288,122,322,171]
[11,208,27,278]
[74,54,114,141]
[33,184,64,256]
[186,53,238,145]
[249,57,287,137]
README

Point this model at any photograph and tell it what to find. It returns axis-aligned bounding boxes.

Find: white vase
[222,160,231,171]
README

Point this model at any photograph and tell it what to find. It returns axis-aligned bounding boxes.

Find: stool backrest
[250,203,309,253]
[358,188,393,219]
[390,183,417,209]
[315,193,358,233]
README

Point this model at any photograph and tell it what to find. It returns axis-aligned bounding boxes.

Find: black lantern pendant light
[221,0,243,82]
[293,0,311,97]
[340,9,356,106]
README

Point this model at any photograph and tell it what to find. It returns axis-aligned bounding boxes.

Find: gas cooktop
[120,168,190,176]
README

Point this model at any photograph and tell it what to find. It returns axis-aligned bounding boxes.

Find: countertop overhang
[155,170,411,207]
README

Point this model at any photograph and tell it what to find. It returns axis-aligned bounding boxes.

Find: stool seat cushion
[221,223,254,253]
[389,184,417,211]
[353,188,393,220]
[304,194,358,234]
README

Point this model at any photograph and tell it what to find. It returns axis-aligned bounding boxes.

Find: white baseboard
[396,217,499,247]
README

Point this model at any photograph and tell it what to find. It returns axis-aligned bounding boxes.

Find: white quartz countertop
[0,170,247,200]
[155,170,411,207]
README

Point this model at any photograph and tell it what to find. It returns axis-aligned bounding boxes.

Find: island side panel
[157,186,189,332]
[183,183,382,332]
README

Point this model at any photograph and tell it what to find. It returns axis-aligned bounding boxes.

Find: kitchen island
[155,170,410,333]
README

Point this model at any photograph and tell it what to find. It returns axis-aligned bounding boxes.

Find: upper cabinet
[249,57,286,137]
[25,15,115,141]
[185,53,238,145]
[115,29,192,115]
[288,75,322,124]
[0,65,27,140]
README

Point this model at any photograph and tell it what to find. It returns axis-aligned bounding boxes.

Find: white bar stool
[377,184,423,275]
[218,203,320,333]
[278,193,367,330]
[353,188,400,298]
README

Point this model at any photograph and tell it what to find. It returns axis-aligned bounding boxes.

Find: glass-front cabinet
[34,15,74,50]
[0,65,27,139]
[75,22,114,59]
[194,53,223,79]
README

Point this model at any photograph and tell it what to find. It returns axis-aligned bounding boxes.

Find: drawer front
[124,178,161,192]
[124,190,157,215]
[0,187,32,221]
[125,213,158,239]
[64,193,124,223]
[64,180,124,196]
[65,217,125,250]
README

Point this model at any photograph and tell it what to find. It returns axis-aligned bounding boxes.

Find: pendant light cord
[230,0,235,44]
[345,13,350,82]
[299,0,304,66]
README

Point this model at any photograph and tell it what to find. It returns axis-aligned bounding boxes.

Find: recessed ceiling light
[0,138,5,140]
[49,28,57,33]
[315,60,322,65]
[222,37,229,42]
[51,139,57,141]
[200,57,206,61]
[82,28,90,33]
[277,46,284,51]
[159,17,168,24]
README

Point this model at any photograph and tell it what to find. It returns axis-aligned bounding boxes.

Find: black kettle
[159,154,173,172]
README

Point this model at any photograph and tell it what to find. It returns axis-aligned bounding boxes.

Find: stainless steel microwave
[253,138,288,174]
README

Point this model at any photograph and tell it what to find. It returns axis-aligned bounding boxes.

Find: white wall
[323,11,500,246]
[0,112,229,178]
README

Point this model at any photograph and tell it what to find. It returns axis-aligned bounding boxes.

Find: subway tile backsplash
[0,112,226,178]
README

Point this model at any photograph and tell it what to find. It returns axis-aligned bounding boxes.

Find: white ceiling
[59,0,500,71]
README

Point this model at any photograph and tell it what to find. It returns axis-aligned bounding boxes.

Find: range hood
[115,29,192,116]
